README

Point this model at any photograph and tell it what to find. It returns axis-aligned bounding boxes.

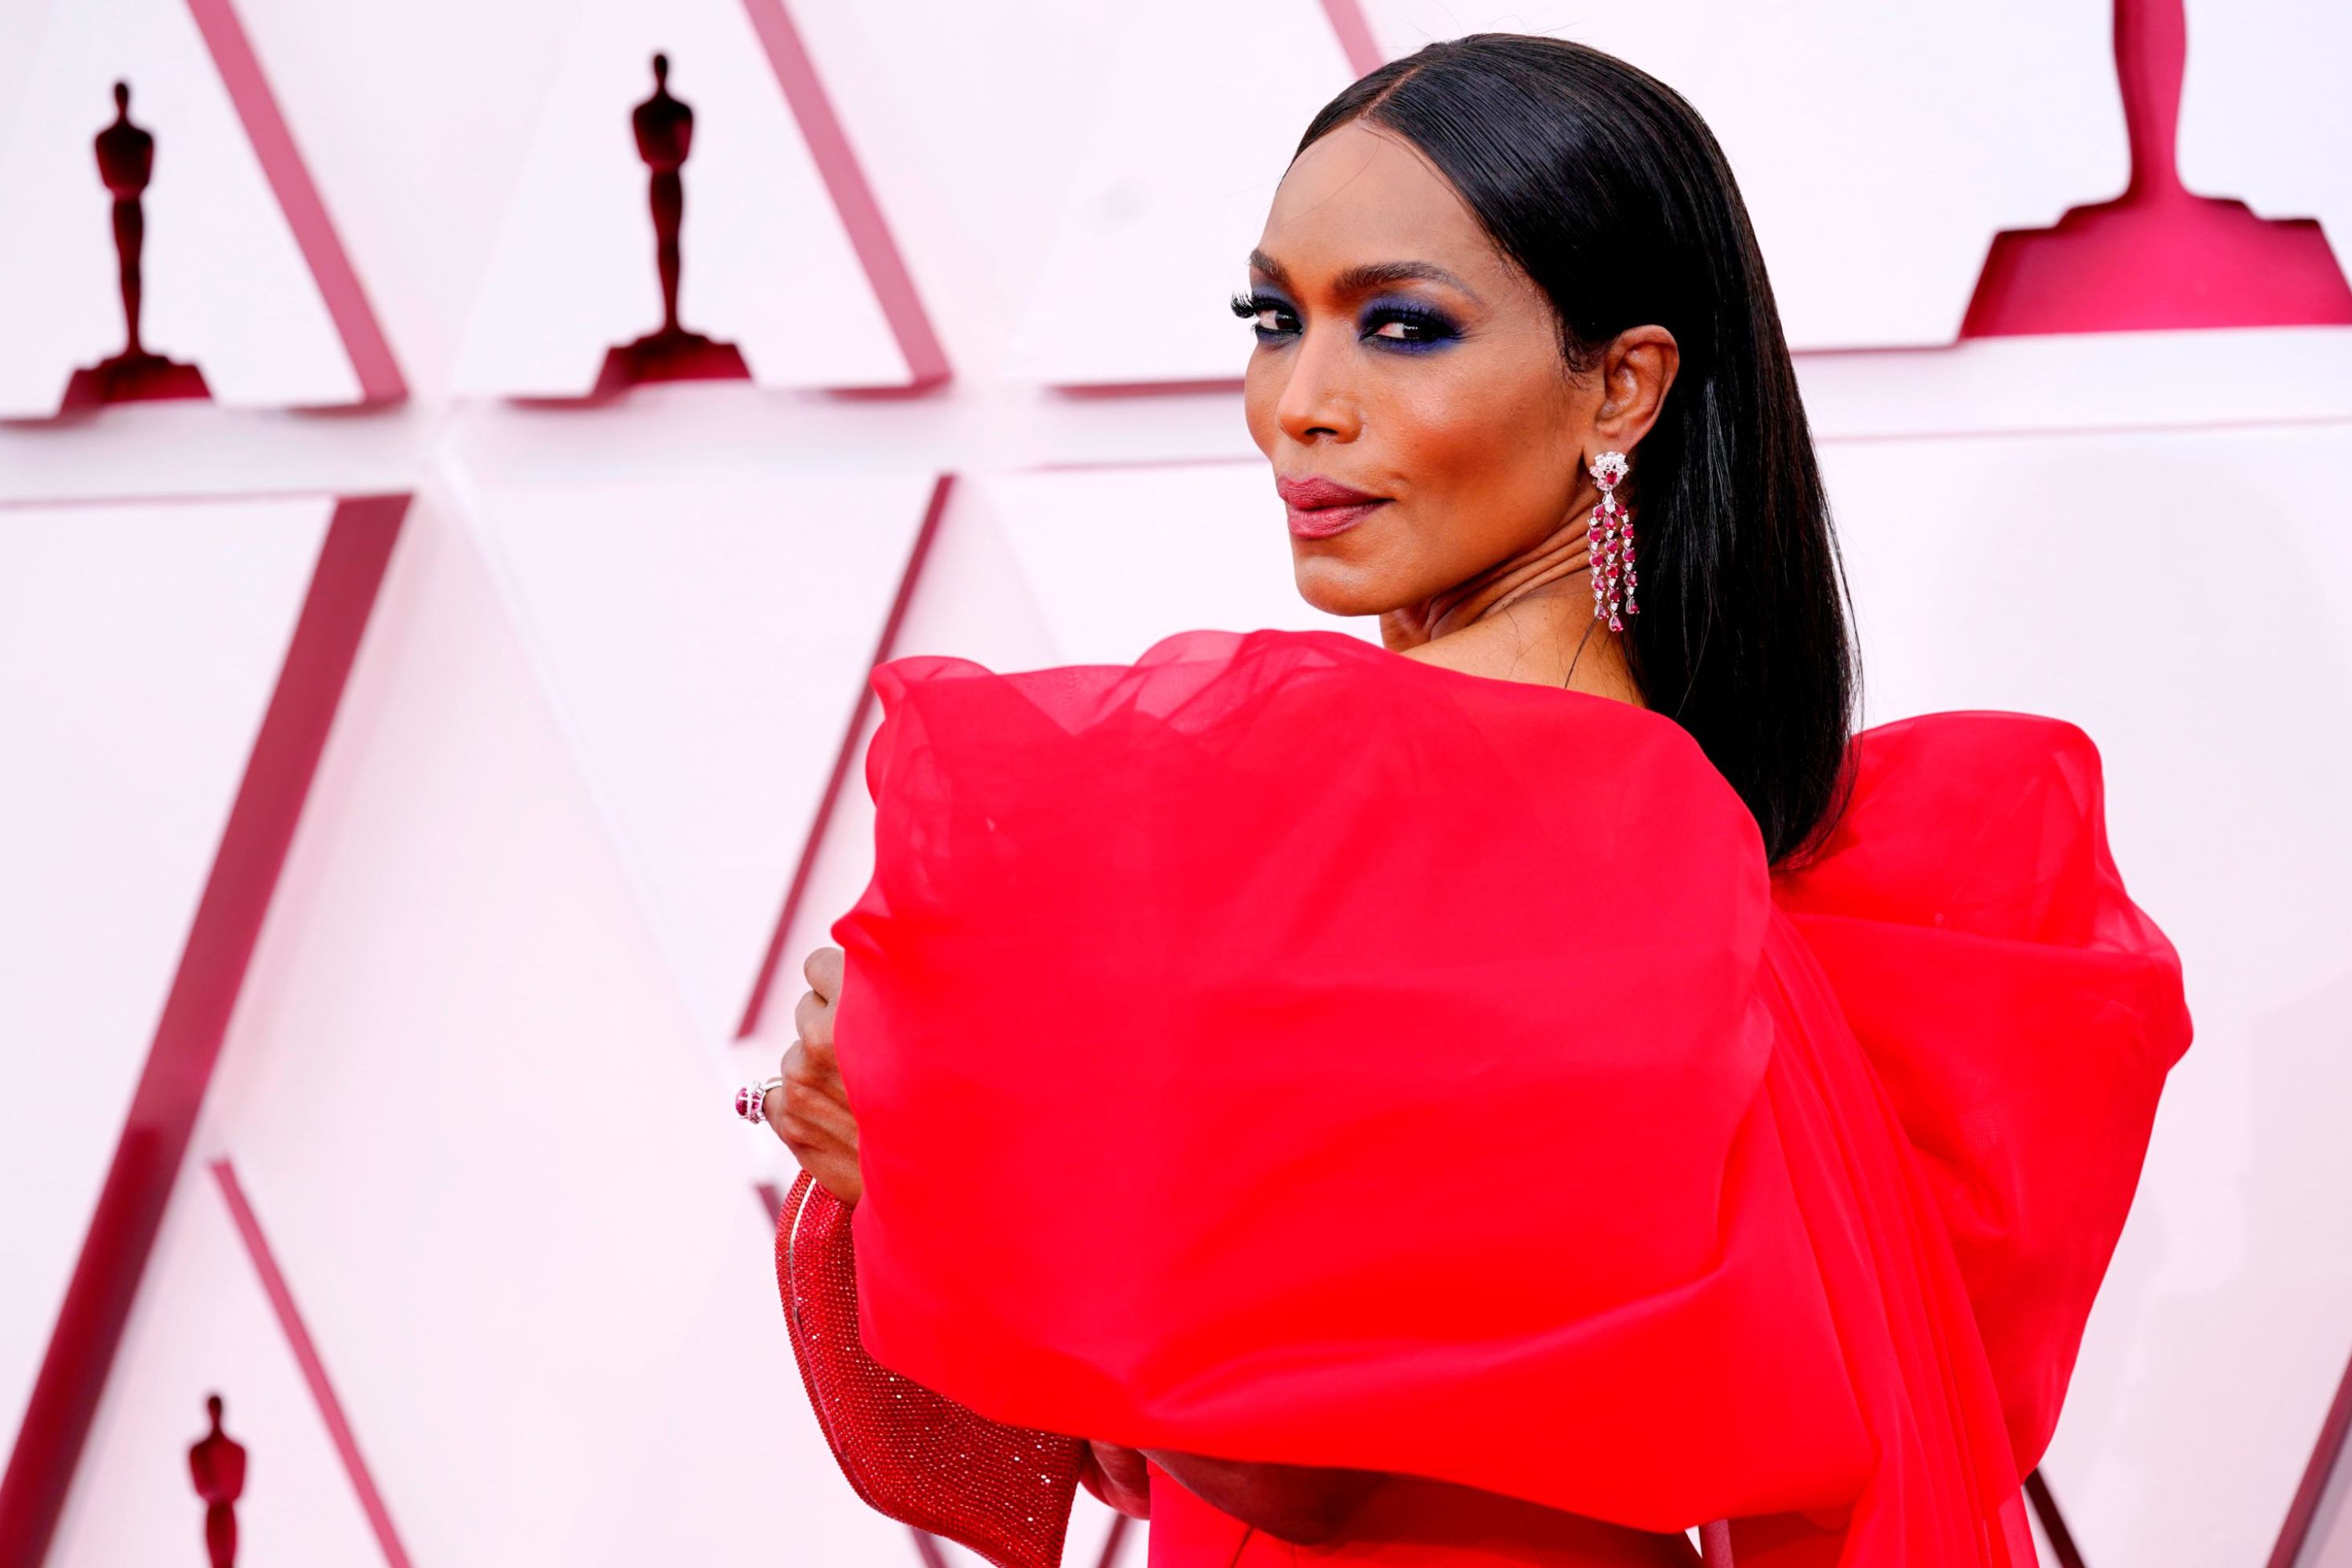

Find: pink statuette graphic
[597,55,753,399]
[187,1393,246,1568]
[1588,450,1637,633]
[598,52,750,395]
[64,81,210,409]
[1961,0,2352,335]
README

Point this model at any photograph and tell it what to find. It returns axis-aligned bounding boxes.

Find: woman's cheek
[1415,375,1574,551]
[1243,360,1283,456]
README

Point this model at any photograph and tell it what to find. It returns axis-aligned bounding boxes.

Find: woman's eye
[1363,307,1457,347]
[1231,292,1299,339]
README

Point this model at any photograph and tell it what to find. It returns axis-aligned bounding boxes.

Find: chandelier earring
[1587,450,1637,633]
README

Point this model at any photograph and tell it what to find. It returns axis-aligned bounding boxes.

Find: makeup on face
[1229,287,1467,353]
[1275,474,1390,539]
[1240,123,1602,620]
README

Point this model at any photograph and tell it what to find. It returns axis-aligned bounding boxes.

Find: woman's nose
[1275,325,1363,446]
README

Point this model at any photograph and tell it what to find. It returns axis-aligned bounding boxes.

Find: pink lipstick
[1277,475,1388,539]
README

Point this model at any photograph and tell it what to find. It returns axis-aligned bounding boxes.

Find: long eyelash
[1362,301,1461,343]
[1232,290,1301,343]
[1232,290,1296,324]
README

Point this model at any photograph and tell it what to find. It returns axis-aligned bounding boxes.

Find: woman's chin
[1290,554,1407,621]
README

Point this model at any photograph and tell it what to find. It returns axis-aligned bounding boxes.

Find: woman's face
[1241,122,1604,621]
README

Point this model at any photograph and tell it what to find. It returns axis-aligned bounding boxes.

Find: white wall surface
[452,0,913,395]
[4,2,2350,1566]
[0,497,327,1477]
[2180,0,2352,259]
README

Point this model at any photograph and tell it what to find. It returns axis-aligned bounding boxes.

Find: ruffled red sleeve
[816,628,2183,1565]
[1773,712,2193,1474]
[833,629,1866,1531]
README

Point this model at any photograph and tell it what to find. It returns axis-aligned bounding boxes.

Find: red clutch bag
[776,1171,1086,1568]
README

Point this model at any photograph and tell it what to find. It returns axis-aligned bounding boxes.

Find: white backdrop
[2,1,2350,1565]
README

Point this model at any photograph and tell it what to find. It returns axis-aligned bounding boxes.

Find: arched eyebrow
[1247,250,1480,301]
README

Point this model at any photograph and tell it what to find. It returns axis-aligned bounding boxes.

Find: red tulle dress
[782,627,2191,1568]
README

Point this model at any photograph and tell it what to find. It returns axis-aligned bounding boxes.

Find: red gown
[796,627,2190,1567]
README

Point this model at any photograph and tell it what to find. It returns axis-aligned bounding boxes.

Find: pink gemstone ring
[735,1076,783,1126]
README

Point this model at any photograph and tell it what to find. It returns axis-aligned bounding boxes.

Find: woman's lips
[1276,475,1389,539]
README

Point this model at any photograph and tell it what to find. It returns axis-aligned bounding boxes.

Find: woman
[754,34,2189,1568]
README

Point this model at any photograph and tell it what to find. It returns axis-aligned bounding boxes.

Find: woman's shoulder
[1841,709,2103,806]
[874,626,1731,790]
[855,624,1769,960]
[866,626,1761,874]
[1777,707,2150,951]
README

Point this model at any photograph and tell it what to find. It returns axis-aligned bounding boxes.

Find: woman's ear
[1590,325,1680,456]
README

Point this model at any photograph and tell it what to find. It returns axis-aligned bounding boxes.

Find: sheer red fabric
[799,627,2189,1567]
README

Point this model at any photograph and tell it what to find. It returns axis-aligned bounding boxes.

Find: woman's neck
[1379,519,1643,705]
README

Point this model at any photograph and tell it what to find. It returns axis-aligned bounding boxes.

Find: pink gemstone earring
[1588,451,1638,632]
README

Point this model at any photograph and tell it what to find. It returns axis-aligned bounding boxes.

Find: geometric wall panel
[0,495,328,1481]
[2179,0,2352,263]
[180,499,923,1568]
[762,0,1131,385]
[1002,0,1364,387]
[0,0,389,415]
[1365,0,2131,350]
[196,0,593,408]
[460,470,938,1047]
[554,1190,940,1568]
[1818,415,2352,1568]
[753,462,1377,1077]
[2270,1348,2352,1567]
[1,9,2339,1568]
[452,0,935,397]
[2025,1480,2082,1568]
[47,1165,396,1568]
[960,463,1380,666]
[1004,0,2132,382]
[745,477,1050,1072]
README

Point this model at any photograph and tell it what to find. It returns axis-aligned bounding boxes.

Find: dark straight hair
[1298,34,1858,865]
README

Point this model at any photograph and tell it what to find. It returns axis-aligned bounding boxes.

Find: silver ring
[734,1076,784,1126]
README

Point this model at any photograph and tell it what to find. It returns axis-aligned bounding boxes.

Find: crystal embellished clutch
[777,1172,1085,1568]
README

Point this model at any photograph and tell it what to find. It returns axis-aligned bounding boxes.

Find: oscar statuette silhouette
[60,81,209,410]
[1962,0,2352,334]
[594,52,750,394]
[187,1393,247,1568]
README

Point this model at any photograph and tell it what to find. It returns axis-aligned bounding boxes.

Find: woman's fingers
[783,1004,844,1105]
[758,948,861,1203]
[778,1042,857,1143]
[781,1138,862,1206]
[763,967,862,1206]
[764,1039,850,1139]
[1083,1441,1153,1520]
[792,984,833,1053]
[803,944,844,1003]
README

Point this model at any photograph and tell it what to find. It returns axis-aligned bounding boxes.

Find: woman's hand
[764,946,862,1205]
[763,952,1371,1543]
[1079,1441,1153,1520]
[1143,1450,1383,1545]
